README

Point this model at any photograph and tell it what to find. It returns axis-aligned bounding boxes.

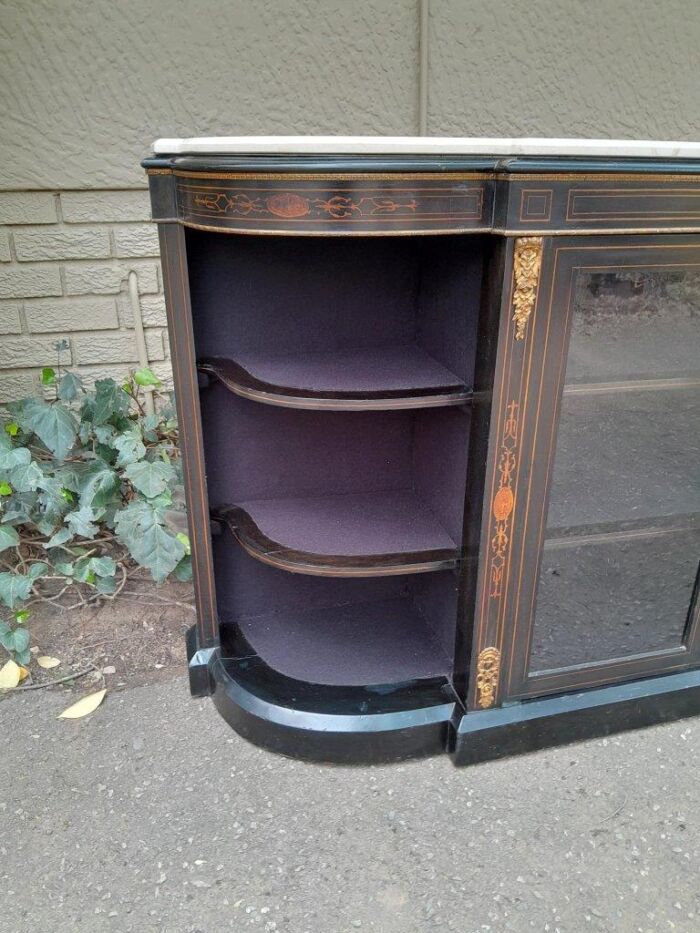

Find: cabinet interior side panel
[416,235,484,385]
[186,230,421,358]
[199,385,414,506]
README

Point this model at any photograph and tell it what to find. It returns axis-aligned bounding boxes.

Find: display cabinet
[144,137,700,764]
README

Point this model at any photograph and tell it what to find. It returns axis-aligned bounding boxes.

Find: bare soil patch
[14,575,195,694]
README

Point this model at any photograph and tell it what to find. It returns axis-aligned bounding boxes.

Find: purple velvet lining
[187,231,483,385]
[201,387,413,503]
[239,489,456,556]
[236,597,451,686]
[235,344,463,393]
[201,387,469,547]
[185,231,481,684]
[216,543,457,685]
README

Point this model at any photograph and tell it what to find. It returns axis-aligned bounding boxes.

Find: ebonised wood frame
[471,236,700,705]
[147,155,700,236]
[148,151,700,764]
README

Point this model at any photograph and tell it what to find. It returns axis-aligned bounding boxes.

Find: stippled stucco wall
[3,0,699,190]
[1,0,698,398]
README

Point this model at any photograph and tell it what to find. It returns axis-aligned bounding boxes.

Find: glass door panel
[529,264,700,674]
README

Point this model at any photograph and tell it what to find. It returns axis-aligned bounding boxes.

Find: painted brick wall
[0,190,171,401]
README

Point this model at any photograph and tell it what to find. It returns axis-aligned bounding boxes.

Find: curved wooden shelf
[216,492,460,577]
[198,351,471,410]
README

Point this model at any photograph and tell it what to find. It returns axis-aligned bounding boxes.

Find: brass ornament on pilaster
[512,237,543,340]
[475,646,501,709]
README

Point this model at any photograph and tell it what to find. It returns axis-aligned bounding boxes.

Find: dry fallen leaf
[18,665,30,682]
[58,688,107,720]
[37,656,61,670]
[0,659,21,690]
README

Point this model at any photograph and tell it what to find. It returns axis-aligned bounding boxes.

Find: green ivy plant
[0,364,190,666]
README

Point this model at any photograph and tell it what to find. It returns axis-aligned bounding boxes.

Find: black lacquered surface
[530,267,700,672]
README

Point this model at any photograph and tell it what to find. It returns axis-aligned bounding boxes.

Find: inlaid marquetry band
[488,400,519,600]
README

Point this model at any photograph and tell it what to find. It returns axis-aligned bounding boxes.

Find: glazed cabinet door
[469,235,700,707]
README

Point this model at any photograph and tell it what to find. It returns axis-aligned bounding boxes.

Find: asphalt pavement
[2,676,698,933]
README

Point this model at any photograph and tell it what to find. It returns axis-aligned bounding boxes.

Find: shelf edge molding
[216,505,460,577]
[198,356,471,411]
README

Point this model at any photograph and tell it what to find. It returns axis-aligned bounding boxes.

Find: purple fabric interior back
[186,230,481,683]
[215,542,457,683]
[201,385,412,503]
[239,490,457,556]
[187,231,483,384]
[200,386,469,545]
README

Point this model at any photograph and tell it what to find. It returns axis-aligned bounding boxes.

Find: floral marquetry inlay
[488,400,519,600]
[512,237,543,340]
[192,190,421,220]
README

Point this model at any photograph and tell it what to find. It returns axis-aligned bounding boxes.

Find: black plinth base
[186,625,459,764]
[186,627,700,765]
[453,668,700,765]
[211,656,459,764]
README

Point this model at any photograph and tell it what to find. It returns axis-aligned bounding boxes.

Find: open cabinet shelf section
[216,491,460,577]
[198,349,471,410]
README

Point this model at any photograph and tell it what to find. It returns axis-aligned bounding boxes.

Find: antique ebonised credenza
[144,137,700,765]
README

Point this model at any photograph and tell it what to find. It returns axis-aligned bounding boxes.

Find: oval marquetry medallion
[492,486,514,522]
[266,193,310,218]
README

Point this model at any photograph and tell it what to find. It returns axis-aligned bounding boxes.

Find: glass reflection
[529,267,700,672]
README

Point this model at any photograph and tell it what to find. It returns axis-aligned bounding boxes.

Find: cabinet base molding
[452,668,700,766]
[187,625,460,765]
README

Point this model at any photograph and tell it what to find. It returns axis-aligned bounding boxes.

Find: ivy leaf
[0,446,30,471]
[78,461,120,510]
[0,524,20,553]
[19,398,78,460]
[115,497,184,582]
[57,372,83,401]
[41,366,56,386]
[173,554,193,582]
[8,459,43,493]
[93,424,116,445]
[176,532,191,555]
[124,459,175,498]
[64,506,99,539]
[46,527,73,549]
[35,475,71,532]
[128,521,185,582]
[112,432,146,468]
[134,367,161,388]
[11,627,30,654]
[53,560,75,577]
[2,491,36,522]
[4,422,19,436]
[113,496,160,540]
[27,561,48,581]
[74,556,111,583]
[95,574,117,594]
[142,413,160,442]
[79,555,116,579]
[92,379,130,425]
[0,572,34,608]
[0,482,11,496]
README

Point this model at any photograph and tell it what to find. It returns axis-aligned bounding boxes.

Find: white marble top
[152,136,700,159]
